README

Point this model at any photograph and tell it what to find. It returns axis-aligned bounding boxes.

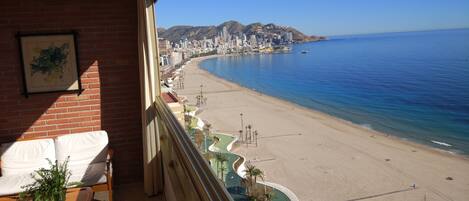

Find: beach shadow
[346,187,417,201]
[259,133,302,139]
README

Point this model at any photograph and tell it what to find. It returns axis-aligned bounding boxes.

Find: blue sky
[155,0,469,36]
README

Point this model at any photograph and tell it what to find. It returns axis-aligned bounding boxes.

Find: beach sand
[176,55,469,201]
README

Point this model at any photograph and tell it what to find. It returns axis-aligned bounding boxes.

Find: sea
[200,28,469,155]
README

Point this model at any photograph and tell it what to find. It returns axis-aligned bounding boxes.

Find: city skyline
[156,0,469,36]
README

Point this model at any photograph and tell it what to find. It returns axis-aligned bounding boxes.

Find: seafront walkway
[186,109,295,201]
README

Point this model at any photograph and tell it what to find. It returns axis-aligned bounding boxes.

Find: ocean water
[200,29,469,155]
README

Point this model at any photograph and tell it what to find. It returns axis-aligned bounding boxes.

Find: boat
[301,50,308,54]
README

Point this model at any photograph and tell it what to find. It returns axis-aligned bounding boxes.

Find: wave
[431,140,452,147]
[360,123,373,130]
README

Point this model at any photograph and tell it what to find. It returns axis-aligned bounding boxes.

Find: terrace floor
[94,182,164,201]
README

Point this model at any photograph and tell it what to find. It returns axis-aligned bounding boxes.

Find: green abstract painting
[19,33,80,94]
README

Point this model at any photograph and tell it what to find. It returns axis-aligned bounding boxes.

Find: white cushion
[68,162,107,185]
[0,174,36,196]
[54,131,108,186]
[1,139,56,176]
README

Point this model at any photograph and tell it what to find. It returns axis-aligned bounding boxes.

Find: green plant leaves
[19,157,80,201]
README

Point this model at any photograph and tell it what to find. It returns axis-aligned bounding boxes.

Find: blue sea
[200,29,469,155]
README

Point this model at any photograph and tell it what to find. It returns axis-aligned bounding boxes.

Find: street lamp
[254,130,258,147]
[240,113,244,142]
[247,124,252,143]
[245,126,248,147]
[198,84,204,105]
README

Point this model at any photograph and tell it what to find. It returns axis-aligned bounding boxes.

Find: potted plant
[19,158,80,201]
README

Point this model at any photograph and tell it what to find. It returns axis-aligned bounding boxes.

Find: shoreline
[177,54,469,200]
[193,54,467,161]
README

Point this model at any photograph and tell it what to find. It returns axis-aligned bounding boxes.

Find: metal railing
[154,97,233,201]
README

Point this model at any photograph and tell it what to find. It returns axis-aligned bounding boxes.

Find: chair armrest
[105,148,113,190]
[106,148,113,175]
[107,148,114,162]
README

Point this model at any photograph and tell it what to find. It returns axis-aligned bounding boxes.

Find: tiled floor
[94,183,164,201]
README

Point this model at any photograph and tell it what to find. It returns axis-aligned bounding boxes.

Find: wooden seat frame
[0,135,113,201]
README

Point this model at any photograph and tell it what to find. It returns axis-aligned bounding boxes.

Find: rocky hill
[157,20,325,43]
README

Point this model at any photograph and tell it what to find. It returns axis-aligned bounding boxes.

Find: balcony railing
[154,97,233,201]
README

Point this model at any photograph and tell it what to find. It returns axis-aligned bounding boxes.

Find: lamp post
[199,84,204,105]
[245,126,248,147]
[254,130,258,147]
[240,113,244,142]
[247,125,252,143]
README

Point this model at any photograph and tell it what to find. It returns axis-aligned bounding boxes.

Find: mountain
[157,20,325,43]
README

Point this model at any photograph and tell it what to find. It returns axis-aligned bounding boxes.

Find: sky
[155,0,469,36]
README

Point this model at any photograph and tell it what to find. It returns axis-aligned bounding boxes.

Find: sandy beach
[176,55,469,201]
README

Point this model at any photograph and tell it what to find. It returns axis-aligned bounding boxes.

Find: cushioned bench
[0,131,113,201]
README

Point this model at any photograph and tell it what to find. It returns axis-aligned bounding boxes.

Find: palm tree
[240,178,249,195]
[183,104,190,128]
[203,123,212,136]
[214,153,223,177]
[194,129,204,150]
[244,162,256,196]
[264,190,274,201]
[219,165,227,184]
[203,123,212,152]
[252,168,264,185]
[217,154,228,183]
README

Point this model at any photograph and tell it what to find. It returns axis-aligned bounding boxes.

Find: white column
[137,0,162,196]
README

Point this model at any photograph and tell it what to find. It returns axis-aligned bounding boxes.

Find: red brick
[78,111,100,116]
[70,127,93,133]
[47,119,71,125]
[24,131,48,138]
[80,120,100,127]
[91,105,101,110]
[81,78,100,84]
[33,120,46,126]
[1,0,142,185]
[48,129,71,136]
[81,89,100,95]
[57,123,81,129]
[89,83,101,89]
[68,106,91,112]
[56,102,79,108]
[46,108,68,114]
[69,116,93,122]
[86,72,100,78]
[78,100,100,106]
[90,94,101,100]
[37,114,57,121]
[33,125,57,132]
[56,113,80,119]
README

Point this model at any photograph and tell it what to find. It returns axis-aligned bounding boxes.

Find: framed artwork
[17,32,82,97]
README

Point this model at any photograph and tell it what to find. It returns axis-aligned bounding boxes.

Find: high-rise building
[222,26,230,42]
[158,38,171,56]
[250,35,258,47]
[284,32,293,42]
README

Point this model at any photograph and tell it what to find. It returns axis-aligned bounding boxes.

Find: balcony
[151,97,233,201]
[0,0,233,200]
[92,97,232,201]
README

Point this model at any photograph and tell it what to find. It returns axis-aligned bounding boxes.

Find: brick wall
[0,0,143,184]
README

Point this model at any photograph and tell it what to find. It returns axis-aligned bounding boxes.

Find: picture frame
[17,32,82,97]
